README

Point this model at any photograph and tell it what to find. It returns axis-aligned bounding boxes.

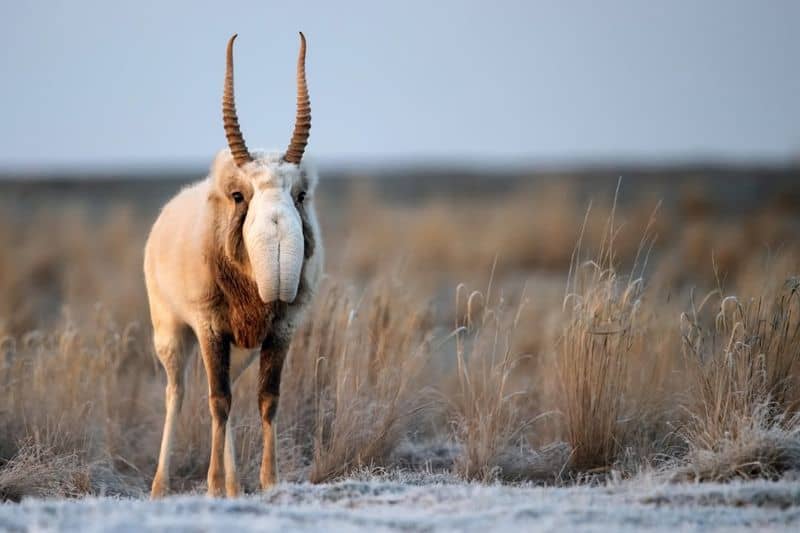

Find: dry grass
[447,276,539,481]
[556,205,644,472]
[677,278,800,480]
[2,175,800,499]
[674,404,800,482]
[283,278,433,482]
[0,444,89,502]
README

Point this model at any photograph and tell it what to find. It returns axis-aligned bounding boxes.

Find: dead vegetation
[675,278,800,481]
[1,176,800,499]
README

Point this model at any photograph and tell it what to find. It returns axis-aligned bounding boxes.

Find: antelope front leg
[258,335,288,490]
[199,330,232,497]
[150,327,188,499]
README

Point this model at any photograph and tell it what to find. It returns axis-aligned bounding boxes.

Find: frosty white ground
[2,477,799,532]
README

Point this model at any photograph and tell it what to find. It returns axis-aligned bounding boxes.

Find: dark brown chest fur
[204,193,316,349]
[210,256,289,349]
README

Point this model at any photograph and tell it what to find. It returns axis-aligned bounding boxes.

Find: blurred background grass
[2,165,798,334]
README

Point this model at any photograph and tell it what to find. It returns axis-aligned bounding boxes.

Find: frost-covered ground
[2,477,800,532]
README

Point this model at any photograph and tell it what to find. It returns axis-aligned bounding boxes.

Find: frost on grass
[0,445,86,502]
[0,444,144,502]
[2,477,800,532]
[673,405,800,482]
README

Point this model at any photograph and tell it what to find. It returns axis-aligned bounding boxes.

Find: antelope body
[145,33,322,498]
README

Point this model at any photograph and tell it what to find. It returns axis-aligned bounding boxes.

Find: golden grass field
[1,167,799,500]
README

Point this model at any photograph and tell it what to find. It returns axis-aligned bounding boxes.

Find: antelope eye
[231,191,245,204]
[296,191,306,204]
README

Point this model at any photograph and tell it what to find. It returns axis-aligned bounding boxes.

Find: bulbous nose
[244,195,304,304]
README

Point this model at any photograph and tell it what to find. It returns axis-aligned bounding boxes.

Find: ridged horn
[222,34,252,167]
[284,32,311,165]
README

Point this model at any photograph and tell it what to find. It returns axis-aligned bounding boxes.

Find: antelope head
[213,33,313,304]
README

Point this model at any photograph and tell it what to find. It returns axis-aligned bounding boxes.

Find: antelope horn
[222,34,252,167]
[284,32,311,165]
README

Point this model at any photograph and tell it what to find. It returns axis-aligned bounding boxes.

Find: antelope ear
[211,149,238,185]
[300,160,319,193]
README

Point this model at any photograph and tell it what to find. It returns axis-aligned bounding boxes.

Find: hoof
[207,476,226,498]
[260,474,278,491]
[226,480,241,498]
[150,477,168,499]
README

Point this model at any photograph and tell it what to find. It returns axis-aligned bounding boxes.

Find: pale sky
[1,1,798,171]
